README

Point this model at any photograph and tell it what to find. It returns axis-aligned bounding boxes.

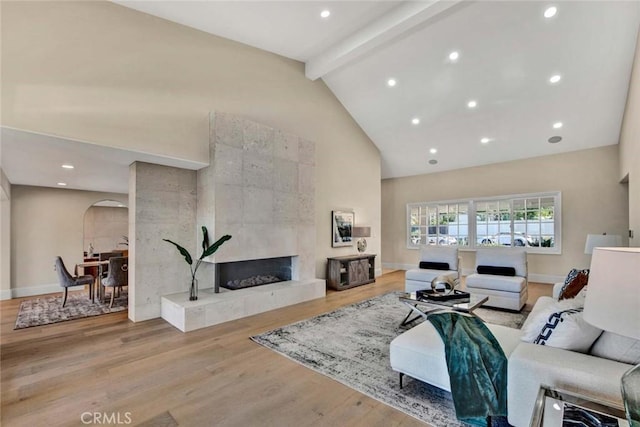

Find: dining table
[76,260,110,302]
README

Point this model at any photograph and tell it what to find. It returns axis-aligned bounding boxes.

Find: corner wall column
[129,161,197,322]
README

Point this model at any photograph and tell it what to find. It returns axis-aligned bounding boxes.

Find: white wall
[10,186,127,297]
[0,169,11,299]
[381,145,629,283]
[83,205,128,254]
[1,1,382,292]
[620,29,640,247]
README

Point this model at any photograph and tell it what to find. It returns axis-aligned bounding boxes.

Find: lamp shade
[352,226,371,238]
[583,247,640,340]
[584,234,622,254]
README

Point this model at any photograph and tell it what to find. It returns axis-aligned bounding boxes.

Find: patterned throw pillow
[559,269,589,300]
[534,308,603,353]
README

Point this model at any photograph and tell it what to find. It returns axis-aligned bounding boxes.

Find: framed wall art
[332,210,354,247]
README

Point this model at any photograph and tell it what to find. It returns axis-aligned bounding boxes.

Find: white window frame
[406,191,562,254]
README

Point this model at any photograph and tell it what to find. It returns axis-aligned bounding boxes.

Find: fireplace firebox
[215,257,293,292]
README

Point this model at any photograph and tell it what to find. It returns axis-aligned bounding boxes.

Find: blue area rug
[251,292,526,426]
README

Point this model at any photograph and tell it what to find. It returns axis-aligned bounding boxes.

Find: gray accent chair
[54,256,95,307]
[101,256,128,308]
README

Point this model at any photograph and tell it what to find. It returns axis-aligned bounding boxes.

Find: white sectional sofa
[389,283,636,427]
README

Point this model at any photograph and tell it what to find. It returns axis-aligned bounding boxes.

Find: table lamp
[352,226,371,254]
[583,247,640,426]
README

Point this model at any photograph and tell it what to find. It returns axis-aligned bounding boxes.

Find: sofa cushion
[533,307,602,353]
[465,274,526,293]
[559,268,589,300]
[590,332,640,365]
[390,320,522,392]
[477,265,516,276]
[406,268,457,282]
[419,261,450,270]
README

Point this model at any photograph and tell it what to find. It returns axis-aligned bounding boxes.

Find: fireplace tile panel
[274,192,298,224]
[243,188,274,224]
[197,112,315,279]
[299,166,314,194]
[214,184,243,225]
[274,158,298,193]
[214,113,244,148]
[299,139,315,166]
[243,151,274,189]
[213,143,243,185]
[274,130,299,162]
[243,120,274,156]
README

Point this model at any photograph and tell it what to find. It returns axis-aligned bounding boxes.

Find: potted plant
[163,226,232,300]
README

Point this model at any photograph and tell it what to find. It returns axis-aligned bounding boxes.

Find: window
[408,202,469,247]
[407,192,561,253]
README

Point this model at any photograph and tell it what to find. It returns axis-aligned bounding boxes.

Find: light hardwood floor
[1,271,551,427]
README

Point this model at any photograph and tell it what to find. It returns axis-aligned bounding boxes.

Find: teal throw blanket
[428,312,507,426]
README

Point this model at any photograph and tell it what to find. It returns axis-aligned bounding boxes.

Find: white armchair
[465,247,528,311]
[405,246,460,292]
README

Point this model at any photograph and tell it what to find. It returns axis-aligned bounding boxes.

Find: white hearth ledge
[161,279,326,332]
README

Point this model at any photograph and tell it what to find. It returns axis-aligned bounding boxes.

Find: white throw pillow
[520,296,582,343]
[532,308,603,353]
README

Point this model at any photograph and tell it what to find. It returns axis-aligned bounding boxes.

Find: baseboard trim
[11,283,60,299]
[382,263,414,271]
[0,289,12,300]
[382,264,562,284]
[529,273,564,285]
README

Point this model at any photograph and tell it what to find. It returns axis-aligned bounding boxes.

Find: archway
[83,199,128,257]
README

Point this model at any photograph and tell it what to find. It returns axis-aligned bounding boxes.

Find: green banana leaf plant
[163,226,232,299]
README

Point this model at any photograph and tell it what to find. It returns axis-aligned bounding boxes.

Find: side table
[530,385,629,427]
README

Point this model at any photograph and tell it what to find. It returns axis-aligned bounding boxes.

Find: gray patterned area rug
[14,292,128,329]
[251,292,528,427]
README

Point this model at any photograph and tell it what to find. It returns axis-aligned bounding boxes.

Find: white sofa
[405,246,460,293]
[465,247,528,311]
[389,283,635,427]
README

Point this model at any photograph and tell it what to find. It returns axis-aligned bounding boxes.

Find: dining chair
[54,256,95,307]
[101,256,128,308]
[98,252,119,278]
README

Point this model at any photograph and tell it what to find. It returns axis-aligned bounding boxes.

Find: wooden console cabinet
[326,254,376,291]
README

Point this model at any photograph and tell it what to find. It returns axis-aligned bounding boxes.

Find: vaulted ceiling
[2,1,639,192]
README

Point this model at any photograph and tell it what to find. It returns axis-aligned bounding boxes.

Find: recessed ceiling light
[549,74,562,84]
[411,118,420,125]
[57,182,67,186]
[429,148,438,154]
[428,159,438,165]
[544,6,557,18]
[480,137,491,144]
[61,164,74,169]
[553,122,563,129]
[548,136,562,144]
[467,100,477,108]
[387,78,397,87]
[320,10,330,18]
[449,51,459,61]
